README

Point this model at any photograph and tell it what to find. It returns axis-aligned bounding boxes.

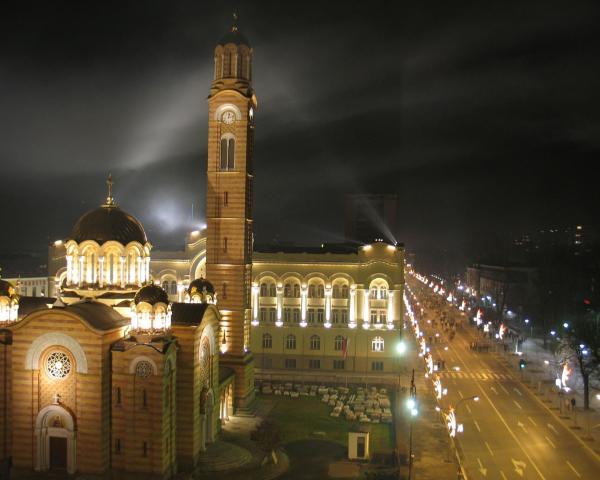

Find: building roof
[0,279,16,297]
[171,302,209,326]
[18,296,54,317]
[70,204,147,245]
[134,284,169,305]
[254,243,359,255]
[62,300,129,331]
[188,277,215,294]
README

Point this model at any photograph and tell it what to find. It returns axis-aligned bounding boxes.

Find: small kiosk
[348,426,370,460]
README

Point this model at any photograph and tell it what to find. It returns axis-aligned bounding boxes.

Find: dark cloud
[0,0,599,269]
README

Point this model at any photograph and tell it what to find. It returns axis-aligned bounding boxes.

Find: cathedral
[0,19,255,478]
[0,14,405,479]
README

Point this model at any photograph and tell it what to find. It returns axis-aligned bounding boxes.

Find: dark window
[260,283,267,296]
[286,334,296,350]
[223,237,228,252]
[115,386,121,405]
[309,359,321,369]
[220,137,235,170]
[269,284,276,297]
[262,333,272,349]
[341,285,349,298]
[317,309,324,323]
[334,335,344,351]
[222,282,227,299]
[310,335,320,350]
[143,441,148,457]
[333,360,345,370]
[372,361,384,372]
[284,283,291,297]
[285,359,296,369]
[293,308,300,323]
[224,191,229,206]
[115,438,121,454]
[317,285,325,298]
[293,284,300,298]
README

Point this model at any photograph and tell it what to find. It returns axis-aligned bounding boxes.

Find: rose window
[46,352,72,379]
[135,361,153,378]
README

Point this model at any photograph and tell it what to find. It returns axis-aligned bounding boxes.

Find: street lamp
[406,369,417,480]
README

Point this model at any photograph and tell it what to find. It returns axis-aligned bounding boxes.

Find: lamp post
[406,369,417,480]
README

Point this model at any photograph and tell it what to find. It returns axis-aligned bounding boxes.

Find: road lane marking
[547,423,558,435]
[512,458,527,477]
[514,387,522,396]
[490,386,499,395]
[517,421,528,434]
[485,441,494,456]
[528,416,537,427]
[566,461,581,478]
[446,339,547,479]
[477,458,488,477]
[500,471,508,480]
[545,436,556,449]
[458,390,464,398]
[465,404,472,414]
[499,383,509,395]
[513,400,523,410]
[474,419,481,432]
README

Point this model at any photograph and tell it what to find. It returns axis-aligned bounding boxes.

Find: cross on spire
[103,173,116,207]
[231,12,238,32]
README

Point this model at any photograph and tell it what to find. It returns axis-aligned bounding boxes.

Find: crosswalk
[438,371,513,381]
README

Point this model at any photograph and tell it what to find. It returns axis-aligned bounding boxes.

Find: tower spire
[231,12,238,32]
[103,173,116,207]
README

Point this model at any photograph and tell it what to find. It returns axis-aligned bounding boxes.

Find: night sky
[1,1,599,269]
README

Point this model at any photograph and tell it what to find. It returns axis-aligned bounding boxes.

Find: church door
[50,437,67,470]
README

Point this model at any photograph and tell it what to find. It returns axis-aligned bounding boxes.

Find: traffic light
[519,359,526,369]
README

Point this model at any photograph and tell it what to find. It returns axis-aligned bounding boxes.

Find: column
[120,256,126,288]
[98,256,105,287]
[251,284,259,325]
[145,257,150,284]
[349,286,356,328]
[300,285,307,327]
[66,255,73,285]
[137,257,142,286]
[362,289,370,329]
[78,255,84,287]
[324,285,332,328]
[275,284,283,327]
[387,291,394,330]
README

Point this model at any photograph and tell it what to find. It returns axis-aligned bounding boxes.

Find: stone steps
[196,440,254,472]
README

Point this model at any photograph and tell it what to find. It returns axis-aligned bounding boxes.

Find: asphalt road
[409,280,600,480]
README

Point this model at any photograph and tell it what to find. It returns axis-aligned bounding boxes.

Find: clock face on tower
[222,110,235,125]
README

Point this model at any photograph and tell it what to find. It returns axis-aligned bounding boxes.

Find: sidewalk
[476,326,600,458]
[396,358,459,480]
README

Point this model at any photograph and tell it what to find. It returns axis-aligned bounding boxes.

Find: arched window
[170,281,177,295]
[372,336,384,352]
[269,283,276,297]
[370,287,378,299]
[308,285,315,298]
[293,284,300,298]
[380,286,388,299]
[220,136,235,170]
[310,335,320,350]
[284,283,291,297]
[162,281,169,292]
[286,334,296,350]
[317,285,325,298]
[260,283,267,297]
[334,335,344,351]
[341,285,349,299]
[262,333,272,349]
[332,285,340,299]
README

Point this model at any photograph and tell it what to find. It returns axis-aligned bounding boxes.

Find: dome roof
[188,278,215,295]
[0,279,16,297]
[134,284,169,306]
[70,205,147,245]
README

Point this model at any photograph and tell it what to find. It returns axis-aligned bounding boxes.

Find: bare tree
[557,314,600,410]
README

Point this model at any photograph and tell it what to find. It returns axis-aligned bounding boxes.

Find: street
[408,278,600,480]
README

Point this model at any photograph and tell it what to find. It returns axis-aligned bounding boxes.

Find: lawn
[261,395,394,452]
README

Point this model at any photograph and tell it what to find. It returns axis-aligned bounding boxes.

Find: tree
[251,419,282,465]
[557,313,600,410]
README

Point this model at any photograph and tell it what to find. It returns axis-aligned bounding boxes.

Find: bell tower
[205,14,256,408]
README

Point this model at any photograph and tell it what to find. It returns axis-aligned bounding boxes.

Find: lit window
[46,352,71,379]
[372,336,384,352]
[380,286,388,299]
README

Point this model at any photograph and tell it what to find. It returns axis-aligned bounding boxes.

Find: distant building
[250,241,405,385]
[466,263,538,318]
[345,194,398,245]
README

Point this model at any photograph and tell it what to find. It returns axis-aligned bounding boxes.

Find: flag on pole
[342,337,349,359]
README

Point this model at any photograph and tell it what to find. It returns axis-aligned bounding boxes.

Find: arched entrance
[34,404,76,474]
[200,387,215,451]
